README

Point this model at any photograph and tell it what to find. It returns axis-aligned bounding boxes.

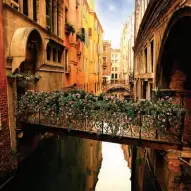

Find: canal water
[2,136,131,191]
[96,142,131,191]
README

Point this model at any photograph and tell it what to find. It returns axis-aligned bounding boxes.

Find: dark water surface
[2,136,131,191]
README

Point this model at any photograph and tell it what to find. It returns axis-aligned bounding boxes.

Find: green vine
[65,22,76,35]
[17,89,186,138]
[76,32,85,43]
[7,73,41,87]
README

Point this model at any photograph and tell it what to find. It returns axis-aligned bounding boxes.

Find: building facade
[0,0,13,183]
[88,10,103,95]
[111,49,121,84]
[102,40,111,85]
[133,0,191,190]
[120,13,134,86]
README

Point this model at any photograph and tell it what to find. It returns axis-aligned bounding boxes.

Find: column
[147,82,150,99]
[28,0,34,20]
[57,2,63,38]
[52,0,58,35]
[19,0,23,13]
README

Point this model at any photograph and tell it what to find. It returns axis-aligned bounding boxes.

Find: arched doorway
[10,28,43,98]
[157,12,191,90]
[157,9,191,143]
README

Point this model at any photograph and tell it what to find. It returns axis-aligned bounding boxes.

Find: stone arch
[106,85,130,93]
[156,6,191,89]
[10,27,43,73]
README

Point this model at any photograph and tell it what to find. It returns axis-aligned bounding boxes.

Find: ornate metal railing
[16,89,188,145]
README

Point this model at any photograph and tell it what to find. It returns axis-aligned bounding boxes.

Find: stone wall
[0,0,12,182]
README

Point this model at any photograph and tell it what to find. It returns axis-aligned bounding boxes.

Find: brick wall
[0,1,12,179]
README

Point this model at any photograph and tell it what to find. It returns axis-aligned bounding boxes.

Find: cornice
[134,0,173,51]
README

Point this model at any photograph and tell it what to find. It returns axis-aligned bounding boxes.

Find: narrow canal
[96,142,131,191]
[2,136,131,191]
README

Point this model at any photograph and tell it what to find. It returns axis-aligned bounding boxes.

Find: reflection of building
[120,13,134,86]
[111,49,121,84]
[121,145,132,168]
[132,0,191,191]
[102,40,111,85]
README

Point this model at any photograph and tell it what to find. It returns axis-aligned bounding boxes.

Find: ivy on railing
[17,89,186,139]
[7,73,41,88]
[65,22,76,35]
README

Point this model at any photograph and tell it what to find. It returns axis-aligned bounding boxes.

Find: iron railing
[17,89,189,145]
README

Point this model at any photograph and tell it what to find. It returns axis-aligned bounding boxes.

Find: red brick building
[0,0,12,184]
[102,40,111,85]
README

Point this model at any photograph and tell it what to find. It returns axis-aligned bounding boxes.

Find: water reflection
[96,142,131,191]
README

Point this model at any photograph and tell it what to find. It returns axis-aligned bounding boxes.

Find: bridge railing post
[38,108,40,124]
[101,121,104,134]
[139,114,142,139]
[179,95,185,143]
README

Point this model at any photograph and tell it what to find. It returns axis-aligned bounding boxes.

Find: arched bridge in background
[103,83,130,93]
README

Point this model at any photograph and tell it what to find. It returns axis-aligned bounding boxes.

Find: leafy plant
[65,22,76,35]
[17,89,186,140]
[76,32,85,43]
[7,73,41,88]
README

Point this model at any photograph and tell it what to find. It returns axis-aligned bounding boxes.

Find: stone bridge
[103,83,130,93]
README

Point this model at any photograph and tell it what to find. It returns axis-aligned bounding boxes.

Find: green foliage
[7,73,41,88]
[17,89,186,138]
[65,22,76,35]
[76,32,85,43]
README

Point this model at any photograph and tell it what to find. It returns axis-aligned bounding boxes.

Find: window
[11,0,19,11]
[33,0,37,21]
[103,45,106,52]
[151,40,154,73]
[65,49,69,69]
[115,67,118,71]
[47,45,51,60]
[111,73,114,79]
[65,8,68,22]
[47,42,63,64]
[115,74,118,79]
[103,57,107,63]
[23,0,28,16]
[144,48,148,73]
[53,48,57,62]
[112,67,114,71]
[58,50,62,63]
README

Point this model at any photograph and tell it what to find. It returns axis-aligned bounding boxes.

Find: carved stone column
[52,0,58,35]
[57,1,63,38]
[28,0,34,20]
[19,0,23,13]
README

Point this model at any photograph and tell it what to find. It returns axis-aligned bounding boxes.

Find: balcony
[65,22,75,36]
